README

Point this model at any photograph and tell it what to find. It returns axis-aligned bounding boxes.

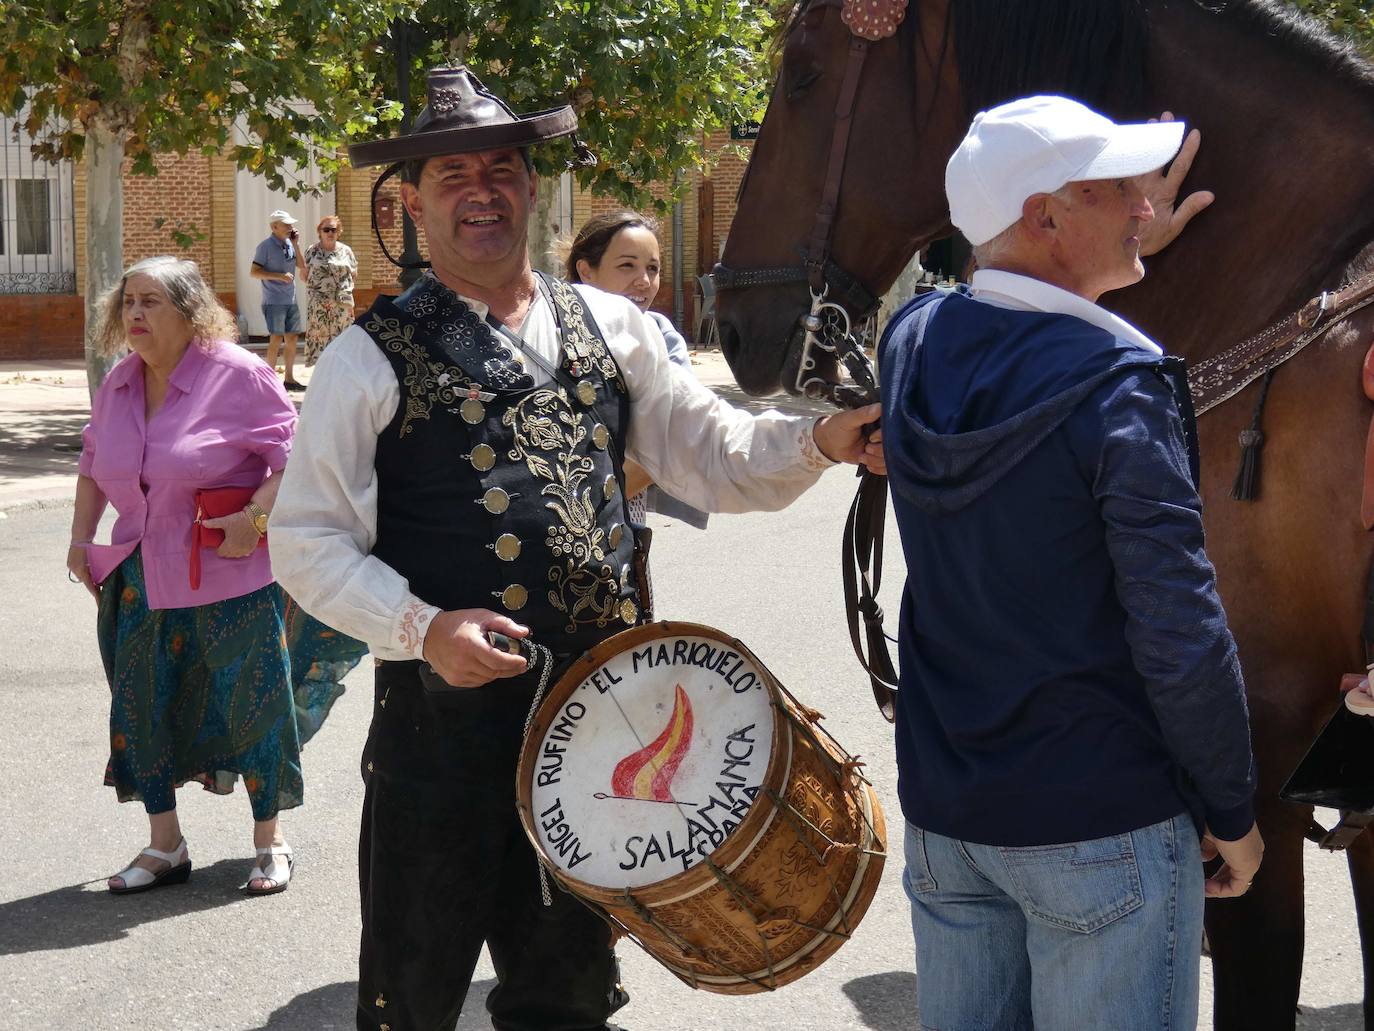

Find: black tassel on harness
[1230,369,1276,501]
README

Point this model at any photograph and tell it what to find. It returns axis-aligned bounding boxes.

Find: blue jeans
[904,813,1203,1031]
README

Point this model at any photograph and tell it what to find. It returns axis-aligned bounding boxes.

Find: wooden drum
[515,622,886,994]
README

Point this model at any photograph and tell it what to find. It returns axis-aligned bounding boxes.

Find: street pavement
[0,351,1368,1029]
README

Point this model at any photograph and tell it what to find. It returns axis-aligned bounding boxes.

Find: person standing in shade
[251,209,306,390]
[302,214,358,367]
[880,95,1258,1030]
[269,66,883,1031]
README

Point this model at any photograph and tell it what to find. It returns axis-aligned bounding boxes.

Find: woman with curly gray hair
[68,256,363,897]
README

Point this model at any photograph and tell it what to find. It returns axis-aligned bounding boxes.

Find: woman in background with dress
[67,255,363,897]
[302,214,357,367]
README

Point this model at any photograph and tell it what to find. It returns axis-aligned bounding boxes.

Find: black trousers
[357,660,628,1031]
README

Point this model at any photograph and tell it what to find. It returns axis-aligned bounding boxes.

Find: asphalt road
[0,477,1368,1030]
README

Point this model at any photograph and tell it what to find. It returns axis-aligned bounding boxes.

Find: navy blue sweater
[880,289,1255,846]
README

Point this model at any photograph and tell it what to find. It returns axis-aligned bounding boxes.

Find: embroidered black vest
[363,272,640,656]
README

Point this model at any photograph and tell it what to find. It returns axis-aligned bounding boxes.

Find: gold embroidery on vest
[546,278,624,390]
[503,388,620,631]
[364,314,477,438]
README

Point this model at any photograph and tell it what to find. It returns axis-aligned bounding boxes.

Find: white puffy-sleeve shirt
[269,281,835,660]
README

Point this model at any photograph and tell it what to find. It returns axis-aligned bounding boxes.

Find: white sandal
[108,839,191,894]
[245,844,294,896]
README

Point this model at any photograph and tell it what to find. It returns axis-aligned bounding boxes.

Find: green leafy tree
[395,1,775,268]
[0,0,417,392]
[1288,0,1374,51]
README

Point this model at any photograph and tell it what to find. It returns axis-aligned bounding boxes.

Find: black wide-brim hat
[349,65,577,168]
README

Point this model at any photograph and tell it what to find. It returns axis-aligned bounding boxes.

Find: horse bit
[712,0,909,409]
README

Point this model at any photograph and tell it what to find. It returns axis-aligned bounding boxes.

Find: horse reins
[712,0,906,346]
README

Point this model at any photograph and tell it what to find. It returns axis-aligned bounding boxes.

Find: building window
[13,179,52,255]
[0,106,75,294]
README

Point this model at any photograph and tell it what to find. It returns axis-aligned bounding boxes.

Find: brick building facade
[1,129,753,360]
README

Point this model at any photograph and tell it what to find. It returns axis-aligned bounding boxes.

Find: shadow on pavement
[843,970,919,1030]
[1299,1002,1362,1029]
[250,978,499,1030]
[0,407,86,474]
[0,857,256,955]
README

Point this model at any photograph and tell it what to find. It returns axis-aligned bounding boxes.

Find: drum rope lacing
[520,642,557,907]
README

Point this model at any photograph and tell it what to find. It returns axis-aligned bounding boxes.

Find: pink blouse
[79,341,296,610]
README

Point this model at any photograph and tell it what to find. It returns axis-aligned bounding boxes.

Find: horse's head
[716,0,963,395]
[717,0,1154,396]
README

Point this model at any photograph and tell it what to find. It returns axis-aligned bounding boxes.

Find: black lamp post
[394,19,423,287]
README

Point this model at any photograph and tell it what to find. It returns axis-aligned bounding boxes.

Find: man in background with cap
[269,66,883,1031]
[878,95,1260,1028]
[250,209,306,390]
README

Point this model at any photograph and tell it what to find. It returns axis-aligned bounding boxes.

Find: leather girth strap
[1306,810,1374,851]
[843,469,898,722]
[1303,562,1374,850]
[1190,271,1374,417]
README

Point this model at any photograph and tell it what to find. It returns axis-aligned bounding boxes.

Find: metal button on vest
[576,380,597,406]
[460,397,486,424]
[619,598,639,625]
[592,423,609,450]
[482,487,510,514]
[603,474,617,501]
[608,523,624,549]
[497,584,528,610]
[620,563,633,590]
[494,533,521,561]
[468,444,496,472]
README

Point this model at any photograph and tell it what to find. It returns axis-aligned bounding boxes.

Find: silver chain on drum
[521,642,556,907]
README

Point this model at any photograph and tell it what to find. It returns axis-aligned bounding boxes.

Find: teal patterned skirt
[97,551,365,821]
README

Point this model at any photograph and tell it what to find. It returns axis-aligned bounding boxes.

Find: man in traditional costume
[270,67,883,1031]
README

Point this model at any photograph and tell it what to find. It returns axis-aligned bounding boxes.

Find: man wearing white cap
[251,209,306,390]
[878,95,1262,1029]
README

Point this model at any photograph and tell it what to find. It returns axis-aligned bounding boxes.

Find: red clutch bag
[190,486,267,590]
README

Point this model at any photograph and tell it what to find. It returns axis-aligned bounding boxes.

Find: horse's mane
[951,0,1374,119]
[951,0,1150,118]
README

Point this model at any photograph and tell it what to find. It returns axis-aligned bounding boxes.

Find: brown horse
[716,1,1374,1028]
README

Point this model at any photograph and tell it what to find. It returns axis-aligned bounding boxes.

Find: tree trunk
[527,174,563,276]
[877,252,925,336]
[84,121,125,396]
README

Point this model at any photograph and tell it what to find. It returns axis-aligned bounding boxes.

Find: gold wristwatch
[244,501,269,537]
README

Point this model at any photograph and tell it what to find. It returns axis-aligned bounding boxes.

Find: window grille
[0,106,76,294]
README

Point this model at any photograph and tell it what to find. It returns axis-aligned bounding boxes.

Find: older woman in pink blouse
[68,256,360,897]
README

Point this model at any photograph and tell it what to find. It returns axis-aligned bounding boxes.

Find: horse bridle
[712,0,908,406]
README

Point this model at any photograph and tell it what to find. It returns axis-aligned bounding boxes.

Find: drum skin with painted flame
[515,621,887,994]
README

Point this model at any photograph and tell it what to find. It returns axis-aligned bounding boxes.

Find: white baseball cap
[267,209,298,226]
[945,95,1185,246]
